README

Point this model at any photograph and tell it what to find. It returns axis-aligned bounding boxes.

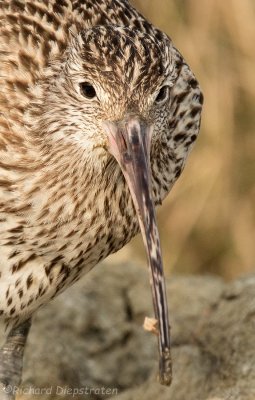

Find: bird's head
[30,24,202,200]
[33,26,176,151]
[28,25,202,384]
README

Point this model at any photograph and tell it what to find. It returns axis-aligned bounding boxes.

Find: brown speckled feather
[0,0,203,331]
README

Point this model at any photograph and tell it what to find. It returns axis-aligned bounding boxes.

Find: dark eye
[155,86,170,104]
[80,82,97,99]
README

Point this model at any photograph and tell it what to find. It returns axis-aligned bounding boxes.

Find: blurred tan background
[107,0,255,280]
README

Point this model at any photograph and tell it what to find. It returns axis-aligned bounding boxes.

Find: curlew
[0,0,203,398]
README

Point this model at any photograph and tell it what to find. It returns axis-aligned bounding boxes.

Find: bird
[0,0,203,398]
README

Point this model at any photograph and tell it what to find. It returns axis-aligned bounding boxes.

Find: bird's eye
[155,86,170,104]
[80,82,97,99]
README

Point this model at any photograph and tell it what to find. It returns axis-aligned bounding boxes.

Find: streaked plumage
[0,0,203,392]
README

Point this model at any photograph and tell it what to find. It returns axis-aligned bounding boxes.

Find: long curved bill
[104,117,172,386]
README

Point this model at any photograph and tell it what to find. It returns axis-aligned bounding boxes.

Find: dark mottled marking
[8,225,23,234]
[10,307,16,315]
[73,257,84,270]
[174,133,186,142]
[7,297,13,306]
[186,122,194,130]
[12,253,37,273]
[168,119,178,131]
[175,167,182,178]
[59,263,70,278]
[175,91,189,104]
[189,78,198,88]
[38,283,44,296]
[190,134,197,143]
[190,107,201,118]
[26,274,33,289]
[193,92,204,105]
[104,197,111,218]
[50,255,64,264]
[11,0,25,12]
[27,296,34,306]
[9,250,21,259]
[44,265,51,277]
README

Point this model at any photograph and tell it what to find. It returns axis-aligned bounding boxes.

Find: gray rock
[1,264,255,400]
